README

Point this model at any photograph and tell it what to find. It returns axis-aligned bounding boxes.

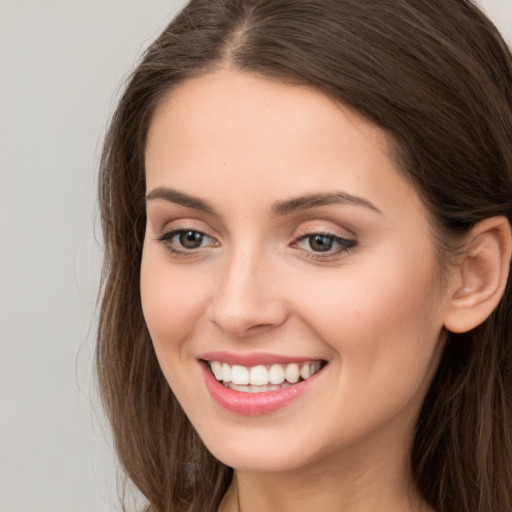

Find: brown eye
[308,234,334,252]
[157,228,216,255]
[294,232,357,257]
[179,230,204,249]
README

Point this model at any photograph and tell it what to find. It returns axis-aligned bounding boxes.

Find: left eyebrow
[145,187,216,214]
[271,192,382,216]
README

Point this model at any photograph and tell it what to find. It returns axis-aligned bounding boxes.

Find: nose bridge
[209,239,285,336]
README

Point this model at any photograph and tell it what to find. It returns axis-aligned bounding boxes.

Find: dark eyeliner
[294,231,357,259]
[156,228,211,257]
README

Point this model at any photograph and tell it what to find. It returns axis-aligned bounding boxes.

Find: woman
[96,1,512,511]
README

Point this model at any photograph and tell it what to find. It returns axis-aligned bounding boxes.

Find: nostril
[247,323,273,332]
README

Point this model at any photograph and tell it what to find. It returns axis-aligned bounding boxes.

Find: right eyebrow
[145,187,216,214]
[271,191,381,216]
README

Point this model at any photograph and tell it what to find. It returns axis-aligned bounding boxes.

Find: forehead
[144,70,424,223]
[147,70,391,151]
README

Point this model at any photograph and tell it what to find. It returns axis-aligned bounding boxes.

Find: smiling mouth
[205,360,326,393]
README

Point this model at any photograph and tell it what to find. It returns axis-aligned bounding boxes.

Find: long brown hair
[96,1,512,511]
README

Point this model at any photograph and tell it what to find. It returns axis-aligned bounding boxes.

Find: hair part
[97,1,512,510]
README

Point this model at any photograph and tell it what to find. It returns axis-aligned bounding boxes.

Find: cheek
[140,247,210,353]
[292,263,444,439]
[294,248,444,380]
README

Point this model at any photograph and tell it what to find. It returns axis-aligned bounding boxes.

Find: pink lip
[200,360,325,416]
[199,351,322,366]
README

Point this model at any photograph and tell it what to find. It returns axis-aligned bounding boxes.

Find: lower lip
[200,362,324,416]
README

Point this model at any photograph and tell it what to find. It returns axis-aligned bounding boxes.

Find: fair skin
[140,70,510,512]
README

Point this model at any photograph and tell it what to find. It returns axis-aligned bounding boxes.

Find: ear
[443,216,512,333]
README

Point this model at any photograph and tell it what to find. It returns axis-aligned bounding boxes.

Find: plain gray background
[0,1,510,511]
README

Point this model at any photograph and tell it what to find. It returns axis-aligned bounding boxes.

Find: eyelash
[156,228,357,260]
[156,229,217,258]
[293,231,357,259]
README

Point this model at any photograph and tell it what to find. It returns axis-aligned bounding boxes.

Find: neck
[218,431,434,512]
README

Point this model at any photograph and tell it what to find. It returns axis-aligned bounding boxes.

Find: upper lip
[198,351,326,367]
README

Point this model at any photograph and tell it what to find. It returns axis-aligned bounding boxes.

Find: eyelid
[154,221,357,260]
[293,231,356,248]
[292,219,356,239]
[291,226,357,259]
[157,228,214,243]
[156,225,219,257]
[156,217,218,241]
[292,220,356,243]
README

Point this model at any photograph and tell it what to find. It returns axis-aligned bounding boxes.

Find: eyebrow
[146,187,215,214]
[271,192,381,216]
[146,187,381,216]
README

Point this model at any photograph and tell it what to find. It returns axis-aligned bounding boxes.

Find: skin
[140,69,457,512]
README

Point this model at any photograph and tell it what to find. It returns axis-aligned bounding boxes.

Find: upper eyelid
[157,230,355,262]
[158,227,216,242]
[157,226,353,239]
[294,232,356,248]
[292,225,356,241]
[156,223,357,246]
[295,232,354,242]
[157,222,217,238]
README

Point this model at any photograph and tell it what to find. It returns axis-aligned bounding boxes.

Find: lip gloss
[199,351,317,366]
[200,361,323,416]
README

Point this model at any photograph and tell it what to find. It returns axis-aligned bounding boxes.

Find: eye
[294,232,356,256]
[177,230,207,249]
[304,234,336,252]
[157,228,217,255]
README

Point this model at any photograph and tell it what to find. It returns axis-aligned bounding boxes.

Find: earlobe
[443,216,512,334]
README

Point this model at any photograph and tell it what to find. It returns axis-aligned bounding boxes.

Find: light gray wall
[0,2,186,511]
[0,1,510,511]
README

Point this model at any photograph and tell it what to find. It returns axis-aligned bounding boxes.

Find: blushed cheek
[304,272,443,432]
[140,252,212,354]
[299,258,441,360]
[142,277,184,343]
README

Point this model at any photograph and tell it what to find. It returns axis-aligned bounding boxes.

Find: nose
[207,245,288,338]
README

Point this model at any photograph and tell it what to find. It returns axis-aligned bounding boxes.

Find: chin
[208,442,311,473]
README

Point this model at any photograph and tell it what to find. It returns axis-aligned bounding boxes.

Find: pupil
[310,235,333,252]
[180,231,203,249]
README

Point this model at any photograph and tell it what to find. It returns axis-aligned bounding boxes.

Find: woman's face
[141,70,453,473]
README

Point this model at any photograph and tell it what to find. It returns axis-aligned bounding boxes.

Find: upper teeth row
[208,361,322,386]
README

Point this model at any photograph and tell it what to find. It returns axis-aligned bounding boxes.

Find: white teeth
[211,361,223,380]
[208,360,324,389]
[284,363,300,384]
[222,363,232,383]
[269,364,285,385]
[231,365,250,385]
[300,364,311,380]
[250,365,269,386]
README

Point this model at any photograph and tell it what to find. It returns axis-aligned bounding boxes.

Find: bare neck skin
[218,416,434,512]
